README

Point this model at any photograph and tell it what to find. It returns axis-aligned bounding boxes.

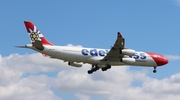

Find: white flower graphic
[28,26,43,42]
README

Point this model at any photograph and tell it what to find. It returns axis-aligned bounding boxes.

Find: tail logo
[30,32,39,41]
[25,21,53,45]
[28,25,43,42]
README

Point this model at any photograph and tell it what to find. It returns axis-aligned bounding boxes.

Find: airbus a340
[16,21,168,74]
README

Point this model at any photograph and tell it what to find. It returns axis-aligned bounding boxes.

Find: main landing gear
[87,64,112,74]
[87,65,100,74]
[102,64,111,71]
[153,67,157,73]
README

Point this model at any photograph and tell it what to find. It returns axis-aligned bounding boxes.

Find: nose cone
[146,52,169,66]
[157,57,168,66]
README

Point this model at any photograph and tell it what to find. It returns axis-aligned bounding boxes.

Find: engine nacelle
[122,58,135,65]
[121,49,136,56]
[68,62,83,67]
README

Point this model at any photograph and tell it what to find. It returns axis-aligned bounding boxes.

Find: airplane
[16,21,169,74]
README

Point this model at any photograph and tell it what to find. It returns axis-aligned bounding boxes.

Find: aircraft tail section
[32,40,44,50]
[24,21,53,46]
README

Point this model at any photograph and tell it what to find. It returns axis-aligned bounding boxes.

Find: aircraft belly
[86,56,102,64]
[106,62,126,66]
[58,52,83,62]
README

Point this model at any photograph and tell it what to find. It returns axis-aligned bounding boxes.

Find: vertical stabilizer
[24,21,53,45]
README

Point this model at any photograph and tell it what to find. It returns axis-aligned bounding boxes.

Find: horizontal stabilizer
[15,46,27,48]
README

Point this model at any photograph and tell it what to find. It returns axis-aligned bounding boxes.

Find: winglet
[117,32,122,38]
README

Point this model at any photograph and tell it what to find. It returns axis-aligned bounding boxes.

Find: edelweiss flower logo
[30,32,39,41]
[29,26,41,41]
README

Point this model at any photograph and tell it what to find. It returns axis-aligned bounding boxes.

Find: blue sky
[1,0,180,100]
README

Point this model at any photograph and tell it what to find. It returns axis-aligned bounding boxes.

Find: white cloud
[164,54,180,60]
[75,93,91,100]
[1,53,71,73]
[0,54,62,100]
[0,52,180,100]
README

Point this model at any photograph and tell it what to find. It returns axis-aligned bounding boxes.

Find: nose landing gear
[153,67,157,73]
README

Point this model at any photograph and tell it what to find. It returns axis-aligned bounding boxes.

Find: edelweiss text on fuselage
[81,49,109,56]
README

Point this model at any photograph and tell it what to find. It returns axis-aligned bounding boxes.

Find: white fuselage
[29,45,158,68]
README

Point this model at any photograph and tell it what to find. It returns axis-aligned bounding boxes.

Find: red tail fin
[24,21,53,45]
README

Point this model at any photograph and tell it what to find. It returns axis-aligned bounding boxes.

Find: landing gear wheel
[102,67,107,71]
[94,65,100,71]
[153,70,157,73]
[107,65,111,69]
[101,64,111,71]
[92,67,98,72]
[87,64,100,74]
[87,70,93,74]
[153,67,157,73]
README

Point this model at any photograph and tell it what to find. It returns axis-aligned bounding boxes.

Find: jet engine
[122,58,135,65]
[121,48,136,56]
[68,62,83,67]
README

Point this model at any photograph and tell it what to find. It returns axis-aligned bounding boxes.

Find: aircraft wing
[101,32,125,62]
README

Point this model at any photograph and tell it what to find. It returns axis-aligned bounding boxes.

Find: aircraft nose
[157,56,168,66]
[146,52,169,66]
